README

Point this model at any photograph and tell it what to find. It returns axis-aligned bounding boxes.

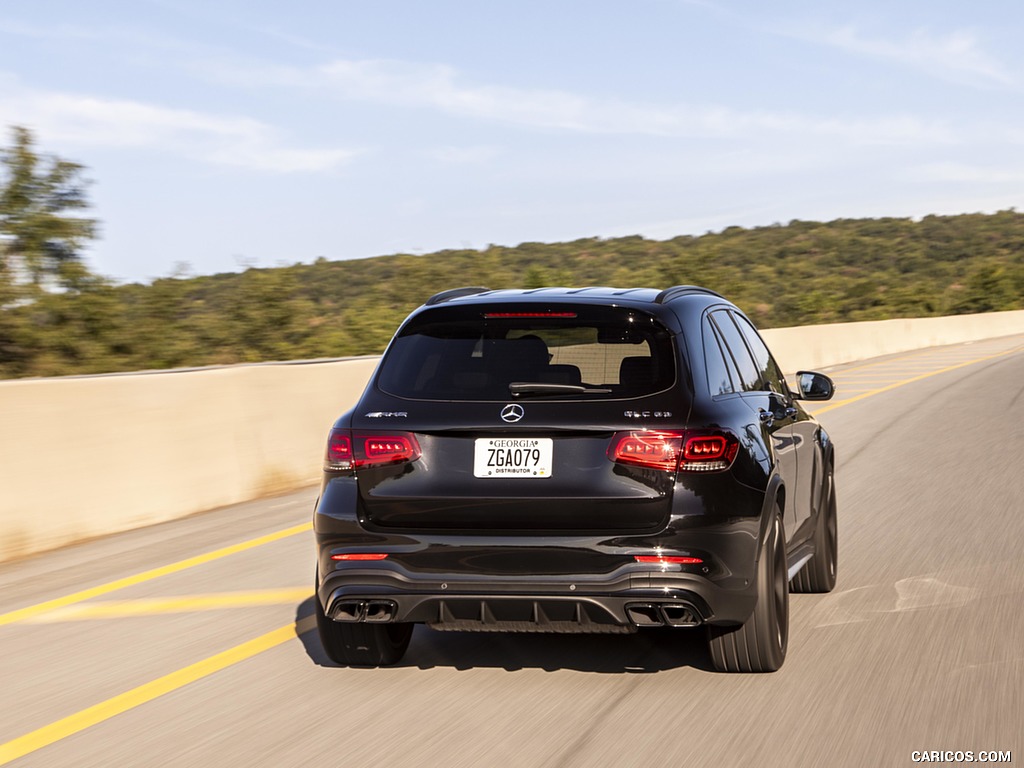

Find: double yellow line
[2,341,1022,764]
[0,523,311,628]
[0,522,312,765]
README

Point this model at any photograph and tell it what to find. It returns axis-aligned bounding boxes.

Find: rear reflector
[609,430,738,473]
[331,553,389,561]
[634,555,703,565]
[324,429,421,471]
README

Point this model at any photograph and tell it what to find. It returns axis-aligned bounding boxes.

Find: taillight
[331,553,389,561]
[363,436,419,464]
[608,430,737,473]
[634,555,703,565]
[483,312,577,318]
[325,430,354,471]
[679,434,738,472]
[324,429,421,471]
[608,431,683,471]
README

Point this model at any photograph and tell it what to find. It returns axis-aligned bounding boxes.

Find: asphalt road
[2,335,1022,767]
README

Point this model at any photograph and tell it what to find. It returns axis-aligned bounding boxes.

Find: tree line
[2,125,1022,379]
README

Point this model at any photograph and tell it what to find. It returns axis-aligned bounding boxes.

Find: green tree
[1,125,97,292]
[1,125,100,376]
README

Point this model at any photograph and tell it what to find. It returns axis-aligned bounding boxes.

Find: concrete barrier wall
[0,358,380,562]
[2,309,1022,562]
[762,309,1024,373]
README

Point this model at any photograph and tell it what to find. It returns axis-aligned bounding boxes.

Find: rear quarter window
[732,312,788,395]
[702,317,735,396]
[710,310,761,392]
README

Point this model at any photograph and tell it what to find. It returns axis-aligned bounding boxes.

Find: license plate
[474,438,553,478]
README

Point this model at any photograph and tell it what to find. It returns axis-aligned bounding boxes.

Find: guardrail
[2,309,1022,562]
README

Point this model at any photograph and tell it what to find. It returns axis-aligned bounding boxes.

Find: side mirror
[794,370,835,401]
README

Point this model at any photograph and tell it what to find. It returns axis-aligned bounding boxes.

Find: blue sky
[1,0,1021,283]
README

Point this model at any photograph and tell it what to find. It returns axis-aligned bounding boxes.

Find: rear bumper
[316,550,759,631]
[315,474,766,632]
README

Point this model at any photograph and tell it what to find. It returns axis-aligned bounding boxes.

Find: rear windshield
[376,304,677,401]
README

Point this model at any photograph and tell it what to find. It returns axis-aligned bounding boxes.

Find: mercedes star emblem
[500,404,525,423]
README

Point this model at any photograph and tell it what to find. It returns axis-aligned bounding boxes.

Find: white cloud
[0,74,357,173]
[907,162,1024,184]
[211,56,954,147]
[786,24,1015,89]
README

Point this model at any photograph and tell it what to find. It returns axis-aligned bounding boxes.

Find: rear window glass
[376,304,677,401]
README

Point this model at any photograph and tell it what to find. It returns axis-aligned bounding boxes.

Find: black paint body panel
[314,287,834,631]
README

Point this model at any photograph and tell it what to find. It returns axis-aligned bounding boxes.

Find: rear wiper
[509,382,612,397]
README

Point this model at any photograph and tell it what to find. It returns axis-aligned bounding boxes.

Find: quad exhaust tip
[329,599,397,623]
[625,602,700,627]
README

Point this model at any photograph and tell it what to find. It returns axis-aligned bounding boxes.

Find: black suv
[314,286,837,672]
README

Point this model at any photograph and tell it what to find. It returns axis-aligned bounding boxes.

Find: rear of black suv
[314,286,836,671]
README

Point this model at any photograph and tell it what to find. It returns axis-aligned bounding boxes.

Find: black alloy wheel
[791,465,838,594]
[708,510,789,672]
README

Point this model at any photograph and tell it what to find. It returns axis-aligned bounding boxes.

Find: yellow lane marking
[811,345,1024,415]
[883,364,977,370]
[824,339,1017,375]
[835,366,978,382]
[0,523,312,627]
[22,589,313,623]
[831,377,916,382]
[827,349,959,374]
[0,616,317,766]
[841,371,954,376]
[842,368,974,377]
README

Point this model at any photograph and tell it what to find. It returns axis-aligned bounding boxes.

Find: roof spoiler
[654,285,725,304]
[424,287,492,305]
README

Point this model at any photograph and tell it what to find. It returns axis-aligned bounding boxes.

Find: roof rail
[653,285,724,304]
[424,286,491,305]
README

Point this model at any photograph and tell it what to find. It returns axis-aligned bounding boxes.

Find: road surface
[2,334,1022,767]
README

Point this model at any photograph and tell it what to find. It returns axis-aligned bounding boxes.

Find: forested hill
[3,210,1023,378]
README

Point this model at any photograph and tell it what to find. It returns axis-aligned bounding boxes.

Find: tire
[708,511,788,673]
[315,592,414,667]
[791,464,838,594]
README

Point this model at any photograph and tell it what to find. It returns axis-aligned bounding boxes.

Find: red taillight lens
[363,435,419,463]
[325,430,354,471]
[679,433,738,472]
[324,429,421,471]
[634,555,703,565]
[482,312,577,318]
[608,430,737,473]
[331,553,389,561]
[608,431,683,471]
